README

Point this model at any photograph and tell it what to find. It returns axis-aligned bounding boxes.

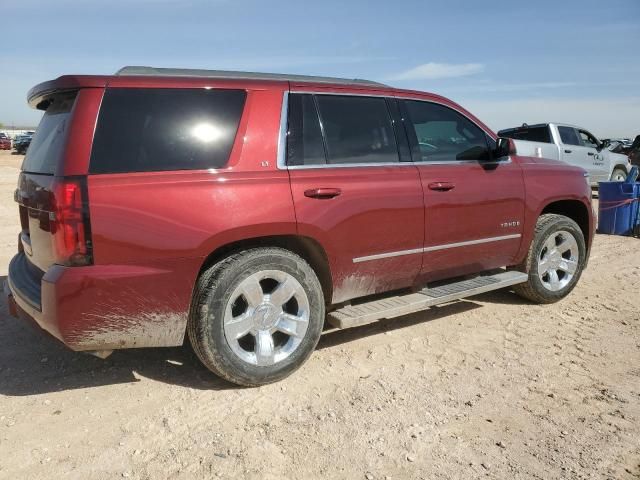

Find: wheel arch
[612,164,629,177]
[195,234,333,305]
[540,199,592,251]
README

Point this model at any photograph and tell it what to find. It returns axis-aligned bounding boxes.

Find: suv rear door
[399,98,525,283]
[285,90,424,304]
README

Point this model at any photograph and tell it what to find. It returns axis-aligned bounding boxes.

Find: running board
[327,271,528,329]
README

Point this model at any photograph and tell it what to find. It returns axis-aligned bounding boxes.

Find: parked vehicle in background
[627,135,640,167]
[0,133,11,150]
[13,134,33,154]
[498,123,631,185]
[6,67,595,386]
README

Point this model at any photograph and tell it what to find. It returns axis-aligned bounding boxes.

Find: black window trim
[279,91,505,170]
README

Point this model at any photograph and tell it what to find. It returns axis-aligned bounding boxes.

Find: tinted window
[287,94,326,166]
[499,126,552,144]
[315,95,399,165]
[403,100,490,161]
[90,88,246,173]
[558,126,581,146]
[22,92,77,174]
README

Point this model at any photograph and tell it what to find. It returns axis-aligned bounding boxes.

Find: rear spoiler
[27,75,108,110]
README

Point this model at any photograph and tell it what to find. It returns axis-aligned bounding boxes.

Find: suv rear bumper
[6,253,191,351]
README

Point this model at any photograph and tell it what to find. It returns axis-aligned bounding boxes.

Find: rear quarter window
[90,88,246,174]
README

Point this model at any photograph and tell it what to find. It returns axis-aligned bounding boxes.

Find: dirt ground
[0,149,638,480]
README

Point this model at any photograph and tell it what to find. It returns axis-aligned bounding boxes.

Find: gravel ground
[0,150,638,479]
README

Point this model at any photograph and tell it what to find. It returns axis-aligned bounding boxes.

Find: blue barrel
[598,181,640,236]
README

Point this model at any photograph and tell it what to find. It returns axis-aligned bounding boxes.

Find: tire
[188,247,325,386]
[513,214,586,304]
[610,168,627,182]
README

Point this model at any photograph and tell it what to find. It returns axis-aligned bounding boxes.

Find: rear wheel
[513,214,586,304]
[610,168,627,181]
[188,247,325,386]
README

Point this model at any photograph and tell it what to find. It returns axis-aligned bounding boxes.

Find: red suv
[0,133,11,150]
[6,66,594,386]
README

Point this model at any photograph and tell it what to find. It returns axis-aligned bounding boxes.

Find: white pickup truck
[498,123,631,185]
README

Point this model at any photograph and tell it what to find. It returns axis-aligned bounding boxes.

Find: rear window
[498,126,552,144]
[90,88,246,174]
[22,92,77,174]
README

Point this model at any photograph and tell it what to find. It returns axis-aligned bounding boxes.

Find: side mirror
[494,137,516,159]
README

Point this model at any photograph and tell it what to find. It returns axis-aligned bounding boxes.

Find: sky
[1,0,639,137]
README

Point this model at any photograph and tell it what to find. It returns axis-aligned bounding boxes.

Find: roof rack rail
[115,66,388,88]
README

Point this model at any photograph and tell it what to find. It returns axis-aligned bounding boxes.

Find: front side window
[578,130,599,148]
[403,100,490,162]
[90,88,246,174]
[315,95,399,165]
[557,126,581,146]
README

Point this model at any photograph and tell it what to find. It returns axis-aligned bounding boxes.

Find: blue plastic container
[598,181,640,235]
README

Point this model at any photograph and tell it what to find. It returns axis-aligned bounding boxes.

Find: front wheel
[513,214,586,304]
[188,247,325,386]
[610,168,627,182]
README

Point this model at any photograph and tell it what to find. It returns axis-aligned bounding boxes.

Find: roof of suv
[25,66,495,138]
[28,65,392,108]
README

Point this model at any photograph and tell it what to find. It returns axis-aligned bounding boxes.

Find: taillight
[51,177,93,266]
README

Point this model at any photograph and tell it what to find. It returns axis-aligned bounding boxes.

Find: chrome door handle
[304,188,342,199]
[427,182,455,192]
[564,149,572,153]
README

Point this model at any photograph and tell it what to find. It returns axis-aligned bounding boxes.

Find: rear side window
[287,94,326,166]
[558,126,581,146]
[22,92,77,174]
[315,95,399,165]
[90,88,246,174]
[499,126,552,144]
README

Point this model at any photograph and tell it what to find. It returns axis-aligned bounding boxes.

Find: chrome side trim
[276,90,289,169]
[292,90,496,138]
[352,234,522,263]
[422,234,521,252]
[278,91,502,170]
[352,248,424,263]
[286,158,511,170]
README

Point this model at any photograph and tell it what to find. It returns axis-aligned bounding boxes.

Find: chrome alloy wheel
[537,230,580,292]
[223,270,310,366]
[611,171,627,182]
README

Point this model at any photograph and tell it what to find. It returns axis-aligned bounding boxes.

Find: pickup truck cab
[6,67,595,386]
[498,123,631,185]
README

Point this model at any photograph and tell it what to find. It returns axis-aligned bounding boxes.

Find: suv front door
[577,128,608,182]
[285,91,424,304]
[399,98,525,283]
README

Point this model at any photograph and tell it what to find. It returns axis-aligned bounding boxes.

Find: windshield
[22,92,77,174]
